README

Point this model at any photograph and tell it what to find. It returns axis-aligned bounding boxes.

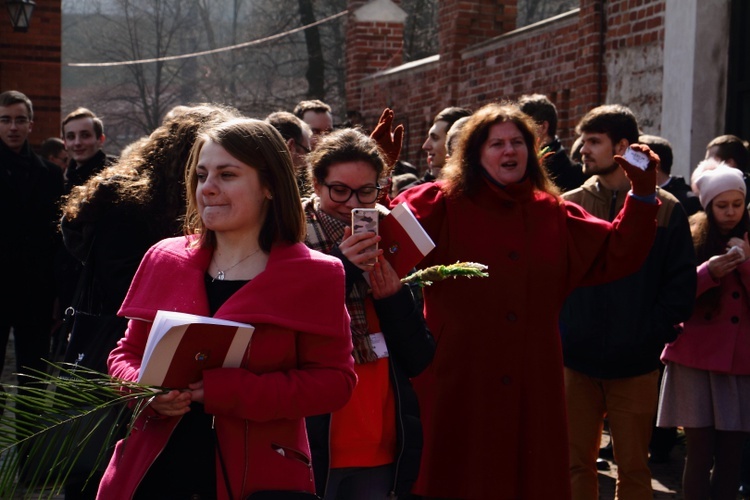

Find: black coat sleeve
[652,204,697,343]
[373,283,435,377]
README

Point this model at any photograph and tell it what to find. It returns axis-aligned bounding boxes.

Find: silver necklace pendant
[216,270,225,281]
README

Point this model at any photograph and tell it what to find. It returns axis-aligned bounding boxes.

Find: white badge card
[370,332,389,359]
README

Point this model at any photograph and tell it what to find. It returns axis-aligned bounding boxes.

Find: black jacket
[57,149,118,312]
[560,180,697,378]
[64,149,116,193]
[543,137,587,192]
[662,175,701,216]
[0,139,63,315]
[306,255,435,497]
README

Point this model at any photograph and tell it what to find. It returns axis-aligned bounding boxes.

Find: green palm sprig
[401,261,489,287]
[0,362,166,499]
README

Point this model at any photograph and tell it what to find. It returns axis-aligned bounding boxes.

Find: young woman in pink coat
[658,159,750,500]
[392,102,661,499]
[98,118,356,500]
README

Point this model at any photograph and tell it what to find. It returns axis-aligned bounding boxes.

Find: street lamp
[6,0,35,32]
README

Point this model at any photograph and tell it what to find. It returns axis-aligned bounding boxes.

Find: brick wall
[0,0,62,148]
[346,0,667,172]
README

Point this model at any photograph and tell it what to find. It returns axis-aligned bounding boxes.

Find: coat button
[509,251,520,261]
[502,376,512,385]
[733,291,741,299]
[732,316,740,324]
[507,312,517,322]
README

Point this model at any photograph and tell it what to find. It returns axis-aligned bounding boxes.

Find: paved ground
[597,431,685,499]
[1,336,690,499]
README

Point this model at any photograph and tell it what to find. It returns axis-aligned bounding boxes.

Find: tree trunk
[297,0,325,99]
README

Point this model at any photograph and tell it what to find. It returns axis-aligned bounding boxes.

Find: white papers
[138,310,254,387]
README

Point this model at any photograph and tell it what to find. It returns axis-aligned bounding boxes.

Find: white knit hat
[691,159,746,208]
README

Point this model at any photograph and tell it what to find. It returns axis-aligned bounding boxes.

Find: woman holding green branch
[392,102,661,499]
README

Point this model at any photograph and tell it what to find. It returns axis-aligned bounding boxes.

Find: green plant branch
[401,261,489,287]
[0,362,166,499]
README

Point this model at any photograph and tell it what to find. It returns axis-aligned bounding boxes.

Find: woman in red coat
[98,118,356,499]
[392,103,660,499]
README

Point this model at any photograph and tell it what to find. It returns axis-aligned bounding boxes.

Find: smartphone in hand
[351,208,379,266]
[727,245,745,260]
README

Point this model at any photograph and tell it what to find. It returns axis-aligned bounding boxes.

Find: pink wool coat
[97,237,356,500]
[392,178,658,499]
[661,259,750,375]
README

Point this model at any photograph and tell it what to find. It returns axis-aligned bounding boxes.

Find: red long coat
[392,178,658,499]
[98,237,355,500]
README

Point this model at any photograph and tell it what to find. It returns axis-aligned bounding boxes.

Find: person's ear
[312,177,324,197]
[539,120,550,139]
[614,138,629,157]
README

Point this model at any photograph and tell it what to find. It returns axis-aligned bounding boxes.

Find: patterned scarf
[302,196,382,364]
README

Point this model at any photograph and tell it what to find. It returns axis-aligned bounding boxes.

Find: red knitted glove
[614,143,659,197]
[370,108,404,168]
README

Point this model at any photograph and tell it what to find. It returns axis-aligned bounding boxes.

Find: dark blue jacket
[560,180,697,378]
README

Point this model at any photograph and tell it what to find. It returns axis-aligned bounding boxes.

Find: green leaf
[401,261,489,287]
[0,362,164,498]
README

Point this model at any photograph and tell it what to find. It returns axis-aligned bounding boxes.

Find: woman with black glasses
[302,128,435,500]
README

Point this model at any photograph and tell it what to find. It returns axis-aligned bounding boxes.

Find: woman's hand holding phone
[708,233,750,279]
[340,226,382,271]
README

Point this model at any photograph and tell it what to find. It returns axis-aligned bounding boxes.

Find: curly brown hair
[61,103,239,239]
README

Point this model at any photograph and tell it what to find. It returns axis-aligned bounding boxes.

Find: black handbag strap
[52,238,98,365]
[66,236,98,318]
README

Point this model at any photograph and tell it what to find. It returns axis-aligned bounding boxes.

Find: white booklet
[138,310,254,388]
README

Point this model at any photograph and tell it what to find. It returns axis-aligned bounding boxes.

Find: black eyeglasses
[295,142,311,154]
[323,183,382,204]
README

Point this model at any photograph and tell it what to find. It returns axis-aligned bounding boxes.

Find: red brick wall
[346,0,667,172]
[0,0,62,148]
[346,15,405,110]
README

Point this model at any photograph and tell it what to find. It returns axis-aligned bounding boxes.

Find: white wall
[661,0,731,180]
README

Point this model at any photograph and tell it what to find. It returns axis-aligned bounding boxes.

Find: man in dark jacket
[560,104,697,500]
[61,107,116,193]
[417,107,472,182]
[57,107,118,331]
[519,93,587,192]
[0,90,64,392]
[640,134,701,216]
